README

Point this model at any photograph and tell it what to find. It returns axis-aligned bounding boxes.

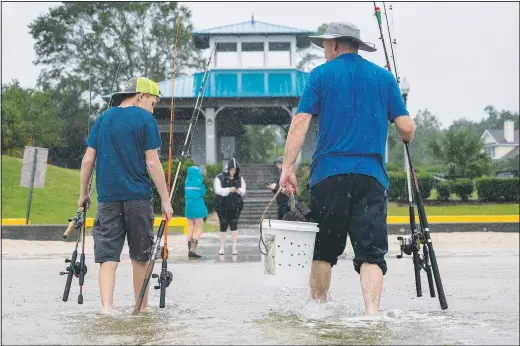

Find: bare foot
[100,305,119,316]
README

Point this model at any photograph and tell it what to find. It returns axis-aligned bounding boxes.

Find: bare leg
[219,232,226,255]
[99,261,118,312]
[231,231,238,255]
[193,219,204,240]
[360,263,384,316]
[310,260,331,302]
[131,259,150,312]
[187,219,195,241]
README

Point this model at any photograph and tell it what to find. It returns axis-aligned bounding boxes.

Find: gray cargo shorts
[92,199,155,263]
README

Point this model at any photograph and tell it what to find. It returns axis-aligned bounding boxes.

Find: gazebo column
[205,107,217,164]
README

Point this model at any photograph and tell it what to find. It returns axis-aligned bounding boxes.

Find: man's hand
[267,183,276,190]
[78,194,90,210]
[161,199,174,220]
[229,187,237,193]
[279,169,299,196]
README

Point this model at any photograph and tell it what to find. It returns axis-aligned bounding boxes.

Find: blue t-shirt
[297,53,409,191]
[86,106,162,202]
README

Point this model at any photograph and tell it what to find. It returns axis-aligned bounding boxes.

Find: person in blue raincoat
[185,166,209,258]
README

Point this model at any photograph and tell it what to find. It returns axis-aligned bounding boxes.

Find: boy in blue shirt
[280,22,415,316]
[79,76,173,314]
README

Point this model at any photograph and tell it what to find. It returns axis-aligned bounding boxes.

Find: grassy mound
[1,155,217,232]
[2,155,98,224]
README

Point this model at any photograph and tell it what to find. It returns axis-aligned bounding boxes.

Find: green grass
[387,202,518,216]
[2,154,99,224]
[1,155,218,232]
[2,155,517,227]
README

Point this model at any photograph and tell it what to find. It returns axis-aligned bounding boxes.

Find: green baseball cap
[110,76,161,106]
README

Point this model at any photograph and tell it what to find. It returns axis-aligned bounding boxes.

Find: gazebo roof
[192,17,314,49]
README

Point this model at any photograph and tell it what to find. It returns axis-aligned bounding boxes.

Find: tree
[237,125,277,163]
[29,2,205,98]
[387,109,443,168]
[1,80,64,153]
[450,106,519,136]
[430,126,492,179]
[46,76,100,168]
[297,23,328,71]
[410,109,443,166]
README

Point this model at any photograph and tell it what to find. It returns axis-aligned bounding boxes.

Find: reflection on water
[1,245,519,345]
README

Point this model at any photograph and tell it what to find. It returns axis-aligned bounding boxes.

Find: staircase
[239,164,280,227]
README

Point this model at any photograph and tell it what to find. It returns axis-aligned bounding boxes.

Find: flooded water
[2,231,519,345]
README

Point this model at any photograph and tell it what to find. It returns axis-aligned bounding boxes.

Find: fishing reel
[60,258,87,277]
[396,235,415,258]
[152,260,173,308]
[152,269,173,290]
[59,250,88,304]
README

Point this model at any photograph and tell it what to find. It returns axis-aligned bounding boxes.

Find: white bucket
[260,219,319,289]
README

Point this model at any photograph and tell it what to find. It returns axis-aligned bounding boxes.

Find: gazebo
[107,17,320,166]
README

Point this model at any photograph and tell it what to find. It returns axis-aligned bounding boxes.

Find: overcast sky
[2,1,519,129]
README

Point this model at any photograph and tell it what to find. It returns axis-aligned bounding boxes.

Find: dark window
[269,42,291,51]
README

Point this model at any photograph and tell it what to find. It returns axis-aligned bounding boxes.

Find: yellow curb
[1,217,189,234]
[387,215,519,224]
[1,218,29,225]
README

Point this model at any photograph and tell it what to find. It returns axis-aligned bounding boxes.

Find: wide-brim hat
[110,76,162,106]
[309,22,377,52]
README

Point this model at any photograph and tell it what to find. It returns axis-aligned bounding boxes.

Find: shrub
[151,158,200,216]
[204,163,223,179]
[416,172,434,200]
[451,178,474,201]
[202,163,223,214]
[298,169,311,204]
[388,171,433,201]
[386,162,401,172]
[476,177,520,202]
[436,181,452,201]
[388,172,406,201]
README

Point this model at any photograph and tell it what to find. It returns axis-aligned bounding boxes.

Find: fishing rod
[373,2,448,310]
[133,37,218,315]
[59,61,121,304]
[150,17,183,310]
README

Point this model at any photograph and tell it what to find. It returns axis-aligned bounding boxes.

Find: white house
[480,120,519,160]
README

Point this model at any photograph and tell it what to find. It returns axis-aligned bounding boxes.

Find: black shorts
[215,201,243,232]
[92,199,155,263]
[310,174,389,275]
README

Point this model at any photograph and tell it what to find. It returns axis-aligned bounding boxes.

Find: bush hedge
[388,171,433,201]
[475,177,520,202]
[298,170,433,202]
[451,178,474,201]
[151,160,223,216]
[436,181,452,201]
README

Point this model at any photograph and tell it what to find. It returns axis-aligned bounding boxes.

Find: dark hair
[336,37,359,50]
[121,93,137,102]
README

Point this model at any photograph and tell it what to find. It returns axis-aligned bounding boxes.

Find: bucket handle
[258,187,295,256]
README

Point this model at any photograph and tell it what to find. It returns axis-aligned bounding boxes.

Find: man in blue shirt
[280,22,415,316]
[79,76,173,314]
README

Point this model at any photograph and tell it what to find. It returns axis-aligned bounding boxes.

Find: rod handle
[63,219,76,240]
